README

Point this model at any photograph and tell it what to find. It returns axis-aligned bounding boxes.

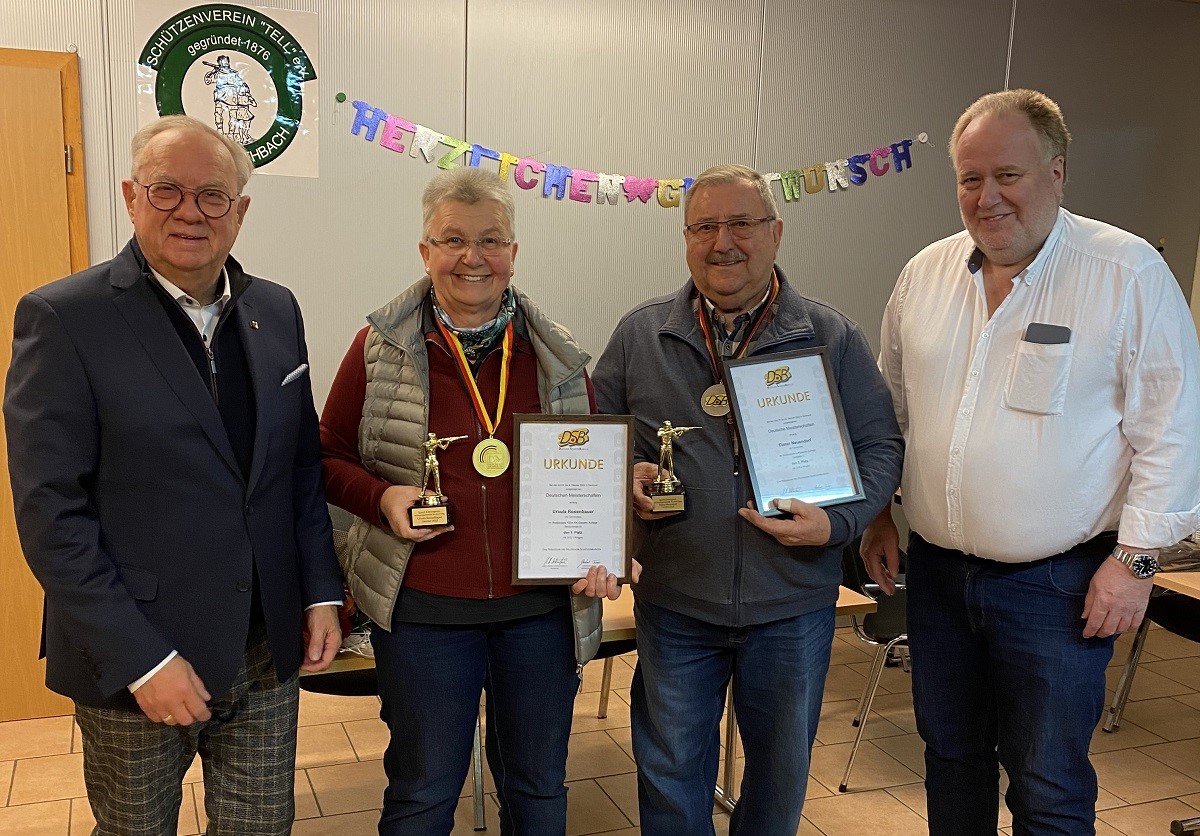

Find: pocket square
[281,363,309,386]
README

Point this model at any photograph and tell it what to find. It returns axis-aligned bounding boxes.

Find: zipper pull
[205,345,219,404]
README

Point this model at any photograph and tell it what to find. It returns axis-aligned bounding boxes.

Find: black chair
[838,539,909,792]
[1103,588,1200,732]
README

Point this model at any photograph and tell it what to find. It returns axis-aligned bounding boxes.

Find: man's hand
[631,461,681,521]
[631,559,642,584]
[738,498,831,547]
[302,604,342,672]
[571,564,623,600]
[132,655,212,726]
[380,485,454,542]
[1082,556,1154,638]
[860,508,901,595]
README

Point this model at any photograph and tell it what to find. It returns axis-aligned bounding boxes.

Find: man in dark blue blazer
[4,115,344,835]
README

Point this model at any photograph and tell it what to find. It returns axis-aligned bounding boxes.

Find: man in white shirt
[861,89,1200,835]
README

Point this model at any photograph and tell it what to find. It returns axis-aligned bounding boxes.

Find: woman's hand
[380,485,455,543]
[571,564,623,600]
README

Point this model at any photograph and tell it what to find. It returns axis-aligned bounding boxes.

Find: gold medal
[701,383,730,417]
[473,438,511,477]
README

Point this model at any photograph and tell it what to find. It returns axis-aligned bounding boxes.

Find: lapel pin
[250,320,259,329]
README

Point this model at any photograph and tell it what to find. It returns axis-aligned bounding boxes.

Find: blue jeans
[907,533,1117,836]
[370,606,578,836]
[630,598,834,836]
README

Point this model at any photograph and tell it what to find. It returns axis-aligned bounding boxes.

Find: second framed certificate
[723,348,864,516]
[512,415,633,583]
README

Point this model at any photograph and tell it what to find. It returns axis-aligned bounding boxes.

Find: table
[1103,567,1200,732]
[1154,570,1200,599]
[318,584,874,671]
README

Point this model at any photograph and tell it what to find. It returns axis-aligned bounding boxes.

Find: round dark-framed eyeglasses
[133,180,237,219]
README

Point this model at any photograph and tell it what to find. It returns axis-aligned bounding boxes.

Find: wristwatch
[1111,546,1159,579]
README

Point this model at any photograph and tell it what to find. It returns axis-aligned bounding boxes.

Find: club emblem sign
[136,3,318,173]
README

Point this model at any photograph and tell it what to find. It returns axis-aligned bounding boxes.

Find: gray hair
[422,168,516,238]
[950,89,1071,167]
[683,164,779,222]
[130,114,253,191]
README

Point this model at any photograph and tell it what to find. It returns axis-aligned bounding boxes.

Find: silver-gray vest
[340,279,603,667]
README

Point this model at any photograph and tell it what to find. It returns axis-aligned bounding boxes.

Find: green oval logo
[137,3,315,168]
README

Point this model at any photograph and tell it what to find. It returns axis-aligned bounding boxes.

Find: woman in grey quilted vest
[320,168,621,835]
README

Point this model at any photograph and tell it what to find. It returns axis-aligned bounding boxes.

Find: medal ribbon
[435,318,513,439]
[696,274,780,382]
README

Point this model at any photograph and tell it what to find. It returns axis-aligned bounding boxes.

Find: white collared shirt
[881,208,1200,562]
[152,269,231,344]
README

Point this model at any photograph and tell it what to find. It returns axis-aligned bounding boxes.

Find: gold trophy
[649,421,699,512]
[409,432,467,528]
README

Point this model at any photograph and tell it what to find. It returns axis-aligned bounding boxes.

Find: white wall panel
[1011,0,1200,297]
[220,0,468,403]
[756,0,1014,350]
[464,0,765,363]
[3,0,1199,405]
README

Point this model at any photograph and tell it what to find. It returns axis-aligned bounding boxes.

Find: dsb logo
[704,392,728,407]
[558,428,590,447]
[764,366,792,386]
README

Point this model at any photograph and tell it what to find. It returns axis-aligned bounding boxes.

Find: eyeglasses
[426,236,514,255]
[133,180,237,219]
[684,217,776,242]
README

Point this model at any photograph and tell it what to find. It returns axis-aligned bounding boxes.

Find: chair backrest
[840,538,907,643]
[1148,591,1200,644]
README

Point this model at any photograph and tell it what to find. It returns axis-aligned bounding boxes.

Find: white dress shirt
[881,208,1200,562]
[152,269,230,344]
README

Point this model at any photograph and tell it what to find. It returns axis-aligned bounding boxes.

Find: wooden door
[0,47,89,721]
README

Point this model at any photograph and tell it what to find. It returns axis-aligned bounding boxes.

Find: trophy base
[649,489,685,513]
[409,500,451,528]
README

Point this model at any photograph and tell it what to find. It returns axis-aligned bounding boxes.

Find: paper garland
[345,96,920,210]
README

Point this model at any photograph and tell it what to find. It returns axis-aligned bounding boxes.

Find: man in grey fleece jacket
[593,164,902,835]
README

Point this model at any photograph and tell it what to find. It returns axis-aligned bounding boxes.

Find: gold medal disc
[473,438,511,477]
[701,383,730,417]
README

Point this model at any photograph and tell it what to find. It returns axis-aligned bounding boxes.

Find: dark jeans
[630,598,834,836]
[907,532,1117,836]
[370,606,578,836]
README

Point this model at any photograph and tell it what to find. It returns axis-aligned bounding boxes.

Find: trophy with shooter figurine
[409,432,467,528]
[648,420,700,512]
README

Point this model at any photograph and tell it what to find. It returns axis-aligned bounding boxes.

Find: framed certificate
[722,348,864,516]
[513,414,633,583]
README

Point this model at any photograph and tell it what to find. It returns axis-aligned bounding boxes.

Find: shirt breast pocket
[1003,341,1074,416]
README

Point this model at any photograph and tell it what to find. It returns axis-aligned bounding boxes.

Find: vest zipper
[205,344,219,406]
[731,419,743,627]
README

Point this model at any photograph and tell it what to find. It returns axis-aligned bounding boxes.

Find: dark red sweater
[321,324,590,600]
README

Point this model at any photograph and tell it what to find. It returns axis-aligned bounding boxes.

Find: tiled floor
[1,624,1197,835]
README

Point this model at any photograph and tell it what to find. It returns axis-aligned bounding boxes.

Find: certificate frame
[512,414,634,584]
[722,347,865,516]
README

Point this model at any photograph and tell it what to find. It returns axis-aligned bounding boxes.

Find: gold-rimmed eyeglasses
[426,236,514,255]
[684,217,776,242]
[133,180,237,219]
